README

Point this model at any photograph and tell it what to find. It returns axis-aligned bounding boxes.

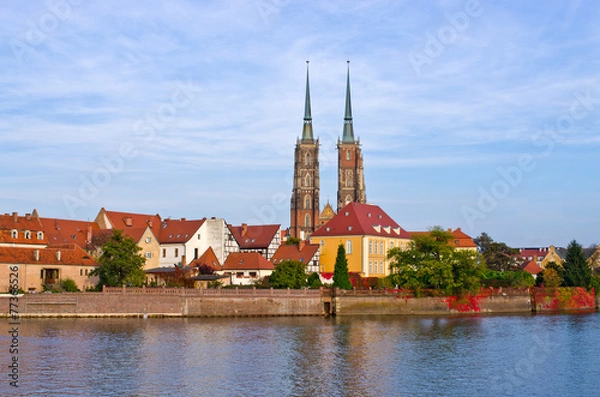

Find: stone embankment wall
[333,289,532,316]
[1,287,597,318]
[0,287,325,318]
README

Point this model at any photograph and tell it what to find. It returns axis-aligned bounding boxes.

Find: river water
[2,313,599,396]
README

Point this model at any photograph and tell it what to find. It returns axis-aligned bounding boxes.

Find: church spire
[342,60,355,143]
[302,60,314,141]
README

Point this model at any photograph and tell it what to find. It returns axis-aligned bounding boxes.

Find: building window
[37,231,44,240]
[305,152,311,166]
[175,248,179,257]
[145,252,151,259]
[249,272,257,277]
[369,261,372,273]
[305,174,312,187]
[11,230,17,239]
[390,241,394,249]
[380,263,384,274]
[346,240,352,254]
[80,269,83,276]
[305,214,311,227]
[198,234,201,240]
[369,240,372,254]
[374,241,378,254]
[162,249,166,258]
[380,242,384,254]
[305,194,311,209]
[345,195,352,205]
[24,231,31,239]
[346,150,351,160]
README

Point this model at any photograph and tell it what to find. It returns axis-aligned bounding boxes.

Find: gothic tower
[337,61,366,212]
[290,62,320,240]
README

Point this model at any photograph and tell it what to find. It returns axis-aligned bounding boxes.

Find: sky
[1,0,599,248]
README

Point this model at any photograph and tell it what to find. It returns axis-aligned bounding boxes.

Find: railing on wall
[102,285,322,296]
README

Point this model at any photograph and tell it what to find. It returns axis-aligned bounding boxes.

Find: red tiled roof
[518,247,550,261]
[228,224,280,249]
[311,202,410,238]
[100,208,162,234]
[40,217,99,248]
[158,218,206,244]
[521,259,543,275]
[189,247,221,271]
[0,244,98,266]
[222,252,274,271]
[411,228,477,248]
[0,211,48,245]
[271,243,319,265]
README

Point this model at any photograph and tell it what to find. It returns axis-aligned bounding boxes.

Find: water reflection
[1,313,598,396]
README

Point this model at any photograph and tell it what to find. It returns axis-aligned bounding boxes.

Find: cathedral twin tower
[290,61,366,240]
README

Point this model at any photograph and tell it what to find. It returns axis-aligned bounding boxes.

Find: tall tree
[389,226,485,294]
[562,240,592,288]
[333,244,352,290]
[91,229,146,287]
[474,232,519,271]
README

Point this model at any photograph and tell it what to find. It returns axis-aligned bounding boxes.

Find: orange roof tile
[222,252,274,271]
[228,224,280,249]
[0,211,48,245]
[311,202,410,238]
[271,243,319,265]
[189,247,221,271]
[40,217,99,249]
[521,259,543,275]
[100,208,162,234]
[158,218,206,244]
[0,244,98,266]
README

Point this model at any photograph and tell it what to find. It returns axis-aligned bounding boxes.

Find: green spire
[342,60,354,143]
[302,60,314,141]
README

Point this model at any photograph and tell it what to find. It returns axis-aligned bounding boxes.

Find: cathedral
[290,61,366,240]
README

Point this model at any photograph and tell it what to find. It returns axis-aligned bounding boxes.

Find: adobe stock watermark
[461,89,600,230]
[9,0,82,65]
[408,0,487,76]
[490,332,555,395]
[62,80,200,217]
[255,0,291,24]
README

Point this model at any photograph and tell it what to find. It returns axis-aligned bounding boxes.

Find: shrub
[61,278,80,292]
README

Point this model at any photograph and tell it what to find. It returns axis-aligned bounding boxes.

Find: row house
[227,223,281,260]
[0,244,98,292]
[271,241,320,274]
[0,211,48,248]
[217,251,275,286]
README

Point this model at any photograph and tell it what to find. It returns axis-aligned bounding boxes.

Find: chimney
[12,212,18,223]
[181,218,186,222]
[34,250,40,261]
[56,250,61,261]
[86,226,93,244]
[241,223,248,237]
[125,217,133,227]
[25,213,31,220]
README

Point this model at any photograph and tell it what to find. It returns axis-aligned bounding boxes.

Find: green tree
[61,278,80,292]
[91,229,146,287]
[562,240,592,288]
[307,272,323,288]
[333,244,352,290]
[285,237,301,245]
[389,226,485,295]
[474,232,519,271]
[269,260,308,289]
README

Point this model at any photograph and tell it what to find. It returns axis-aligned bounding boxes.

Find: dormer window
[37,231,44,240]
[10,230,17,239]
[24,231,31,239]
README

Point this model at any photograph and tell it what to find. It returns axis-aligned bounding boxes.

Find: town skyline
[2,1,599,248]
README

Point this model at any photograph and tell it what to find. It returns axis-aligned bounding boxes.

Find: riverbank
[1,287,597,318]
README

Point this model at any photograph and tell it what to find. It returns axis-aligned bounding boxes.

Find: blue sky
[1,0,599,248]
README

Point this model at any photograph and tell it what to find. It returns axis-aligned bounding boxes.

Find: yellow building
[310,202,411,277]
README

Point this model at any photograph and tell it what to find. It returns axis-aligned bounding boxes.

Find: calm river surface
[2,313,599,396]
